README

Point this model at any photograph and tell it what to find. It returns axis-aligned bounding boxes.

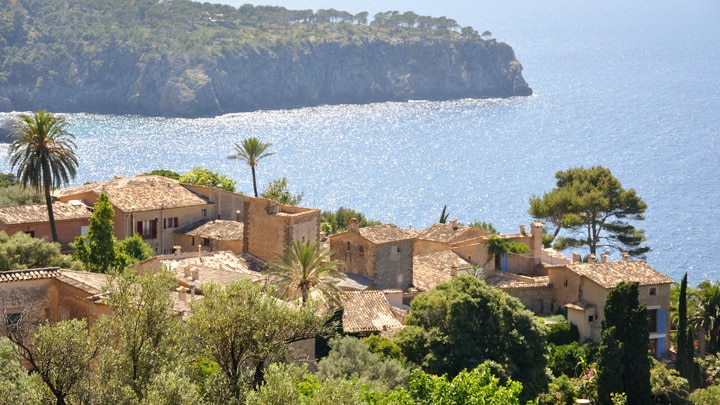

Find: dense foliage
[0,0,474,89]
[320,206,381,234]
[394,275,548,402]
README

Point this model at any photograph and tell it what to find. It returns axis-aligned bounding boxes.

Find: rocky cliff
[0,2,531,118]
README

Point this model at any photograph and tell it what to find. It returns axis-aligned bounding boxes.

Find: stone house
[0,202,92,250]
[329,220,416,291]
[242,197,321,263]
[173,219,244,255]
[54,175,216,255]
[545,254,674,358]
[0,268,111,329]
[413,219,491,258]
[448,222,545,275]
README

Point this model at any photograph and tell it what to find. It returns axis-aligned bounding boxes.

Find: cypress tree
[597,282,652,405]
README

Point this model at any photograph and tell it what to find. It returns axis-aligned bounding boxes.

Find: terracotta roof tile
[158,251,262,292]
[484,270,550,289]
[416,223,490,244]
[559,261,674,289]
[175,219,243,240]
[0,267,61,283]
[358,224,417,244]
[0,202,91,224]
[412,251,472,292]
[55,175,209,213]
[342,290,404,334]
[55,270,108,295]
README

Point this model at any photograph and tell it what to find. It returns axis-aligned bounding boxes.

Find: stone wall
[373,240,414,291]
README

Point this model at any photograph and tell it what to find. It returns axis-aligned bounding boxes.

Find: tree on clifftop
[228,137,274,197]
[529,166,649,258]
[8,111,78,242]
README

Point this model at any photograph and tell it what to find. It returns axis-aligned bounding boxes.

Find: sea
[0,0,718,286]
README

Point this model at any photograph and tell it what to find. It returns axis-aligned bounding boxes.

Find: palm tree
[227,137,274,197]
[8,111,78,242]
[689,280,720,357]
[268,240,345,306]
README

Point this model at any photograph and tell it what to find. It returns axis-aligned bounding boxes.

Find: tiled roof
[358,224,417,244]
[55,175,209,213]
[484,270,550,289]
[565,300,595,311]
[159,251,262,291]
[416,223,490,244]
[55,270,108,295]
[0,268,108,296]
[559,261,674,289]
[0,202,91,224]
[342,290,404,334]
[412,250,472,292]
[0,267,62,283]
[175,219,243,240]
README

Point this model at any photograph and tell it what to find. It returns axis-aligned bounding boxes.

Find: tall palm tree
[227,137,274,197]
[8,111,78,242]
[268,240,345,306]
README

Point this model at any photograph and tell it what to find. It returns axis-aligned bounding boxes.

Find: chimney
[519,225,526,235]
[589,254,596,262]
[450,218,458,230]
[176,286,188,302]
[600,253,608,263]
[348,218,360,234]
[572,252,581,263]
[450,266,458,277]
[174,246,181,256]
[183,265,191,279]
[192,269,200,281]
[622,252,630,261]
[531,222,544,265]
[190,283,196,301]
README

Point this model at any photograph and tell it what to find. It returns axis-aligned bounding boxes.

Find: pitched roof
[342,290,403,334]
[412,250,472,292]
[54,175,209,213]
[0,267,62,283]
[55,270,108,295]
[0,202,91,224]
[157,251,262,291]
[484,270,550,289]
[416,223,490,244]
[175,219,243,240]
[0,267,107,296]
[558,260,674,289]
[358,224,417,244]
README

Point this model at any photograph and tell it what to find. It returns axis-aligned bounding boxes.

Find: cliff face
[0,37,531,117]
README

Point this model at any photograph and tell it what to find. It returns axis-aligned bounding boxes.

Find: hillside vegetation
[0,0,532,117]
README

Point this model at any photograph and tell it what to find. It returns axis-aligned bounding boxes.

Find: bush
[547,322,580,346]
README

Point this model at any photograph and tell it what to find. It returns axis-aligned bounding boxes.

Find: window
[163,217,179,229]
[649,287,657,296]
[564,279,568,287]
[136,220,158,239]
[648,309,658,333]
[203,238,211,247]
[395,246,401,253]
[24,230,35,237]
[588,315,594,322]
[201,209,207,217]
[359,246,364,256]
[190,237,195,246]
[5,312,21,331]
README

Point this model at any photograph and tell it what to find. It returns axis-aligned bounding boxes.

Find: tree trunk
[43,160,58,242]
[251,165,258,197]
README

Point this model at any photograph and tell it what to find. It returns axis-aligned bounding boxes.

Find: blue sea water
[1,0,718,286]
